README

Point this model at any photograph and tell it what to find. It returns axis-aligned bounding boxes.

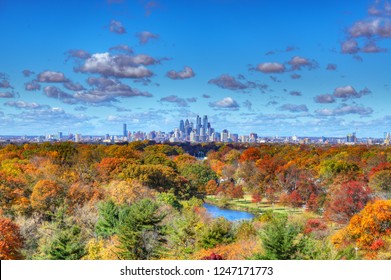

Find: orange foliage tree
[0,217,24,259]
[332,200,391,259]
[30,180,63,214]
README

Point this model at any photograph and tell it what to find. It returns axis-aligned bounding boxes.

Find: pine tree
[95,200,120,238]
[255,215,305,260]
[117,199,166,260]
[36,207,86,260]
[46,225,86,260]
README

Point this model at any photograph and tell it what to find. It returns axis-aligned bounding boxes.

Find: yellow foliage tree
[107,180,155,205]
[332,199,391,259]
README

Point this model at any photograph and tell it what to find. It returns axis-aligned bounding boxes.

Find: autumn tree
[179,163,217,193]
[0,217,24,259]
[107,180,154,206]
[205,180,218,195]
[332,199,391,258]
[229,185,244,200]
[67,182,103,208]
[325,181,372,224]
[30,180,63,215]
[289,190,303,208]
[240,147,262,162]
[95,157,128,181]
[120,164,193,197]
[0,171,30,215]
[369,170,391,198]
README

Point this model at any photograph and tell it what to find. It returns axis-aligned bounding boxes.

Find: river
[203,203,254,221]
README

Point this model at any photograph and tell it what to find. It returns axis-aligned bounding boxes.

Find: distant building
[347,132,357,144]
[221,129,229,142]
[123,124,127,137]
[75,134,82,143]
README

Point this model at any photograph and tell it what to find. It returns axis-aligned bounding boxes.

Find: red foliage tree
[306,193,319,212]
[201,252,224,260]
[325,180,372,224]
[251,192,262,204]
[0,217,24,259]
[304,219,328,234]
[288,190,303,208]
[229,185,244,200]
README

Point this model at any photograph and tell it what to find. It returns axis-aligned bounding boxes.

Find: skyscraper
[179,120,185,134]
[202,115,208,136]
[123,124,127,137]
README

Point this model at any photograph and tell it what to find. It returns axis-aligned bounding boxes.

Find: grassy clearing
[205,195,305,216]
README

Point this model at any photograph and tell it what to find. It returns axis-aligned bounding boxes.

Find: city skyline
[1,0,391,137]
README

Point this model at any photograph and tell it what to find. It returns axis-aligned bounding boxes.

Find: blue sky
[1,0,391,137]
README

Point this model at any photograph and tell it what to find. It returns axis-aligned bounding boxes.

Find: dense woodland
[0,141,390,260]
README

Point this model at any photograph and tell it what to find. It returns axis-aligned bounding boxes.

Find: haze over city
[1,0,391,137]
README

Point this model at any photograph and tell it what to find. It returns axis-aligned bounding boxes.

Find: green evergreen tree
[255,215,306,260]
[45,225,86,260]
[95,200,120,238]
[35,207,86,260]
[200,217,234,249]
[117,199,166,260]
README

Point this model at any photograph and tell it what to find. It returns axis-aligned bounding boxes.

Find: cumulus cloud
[43,86,77,104]
[349,18,391,38]
[160,95,188,107]
[0,79,12,88]
[326,64,337,71]
[257,62,286,73]
[316,104,373,116]
[341,39,360,54]
[314,94,336,103]
[4,100,48,110]
[76,52,153,79]
[109,20,126,34]
[22,70,35,77]
[65,49,91,60]
[289,91,302,96]
[288,56,318,70]
[342,3,391,55]
[166,66,195,80]
[0,92,16,98]
[278,104,308,112]
[361,41,387,53]
[25,81,41,91]
[208,74,248,91]
[202,94,211,98]
[109,44,133,54]
[63,81,85,91]
[333,86,371,99]
[137,31,159,44]
[10,107,92,126]
[209,97,240,110]
[37,71,68,83]
[75,78,153,104]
